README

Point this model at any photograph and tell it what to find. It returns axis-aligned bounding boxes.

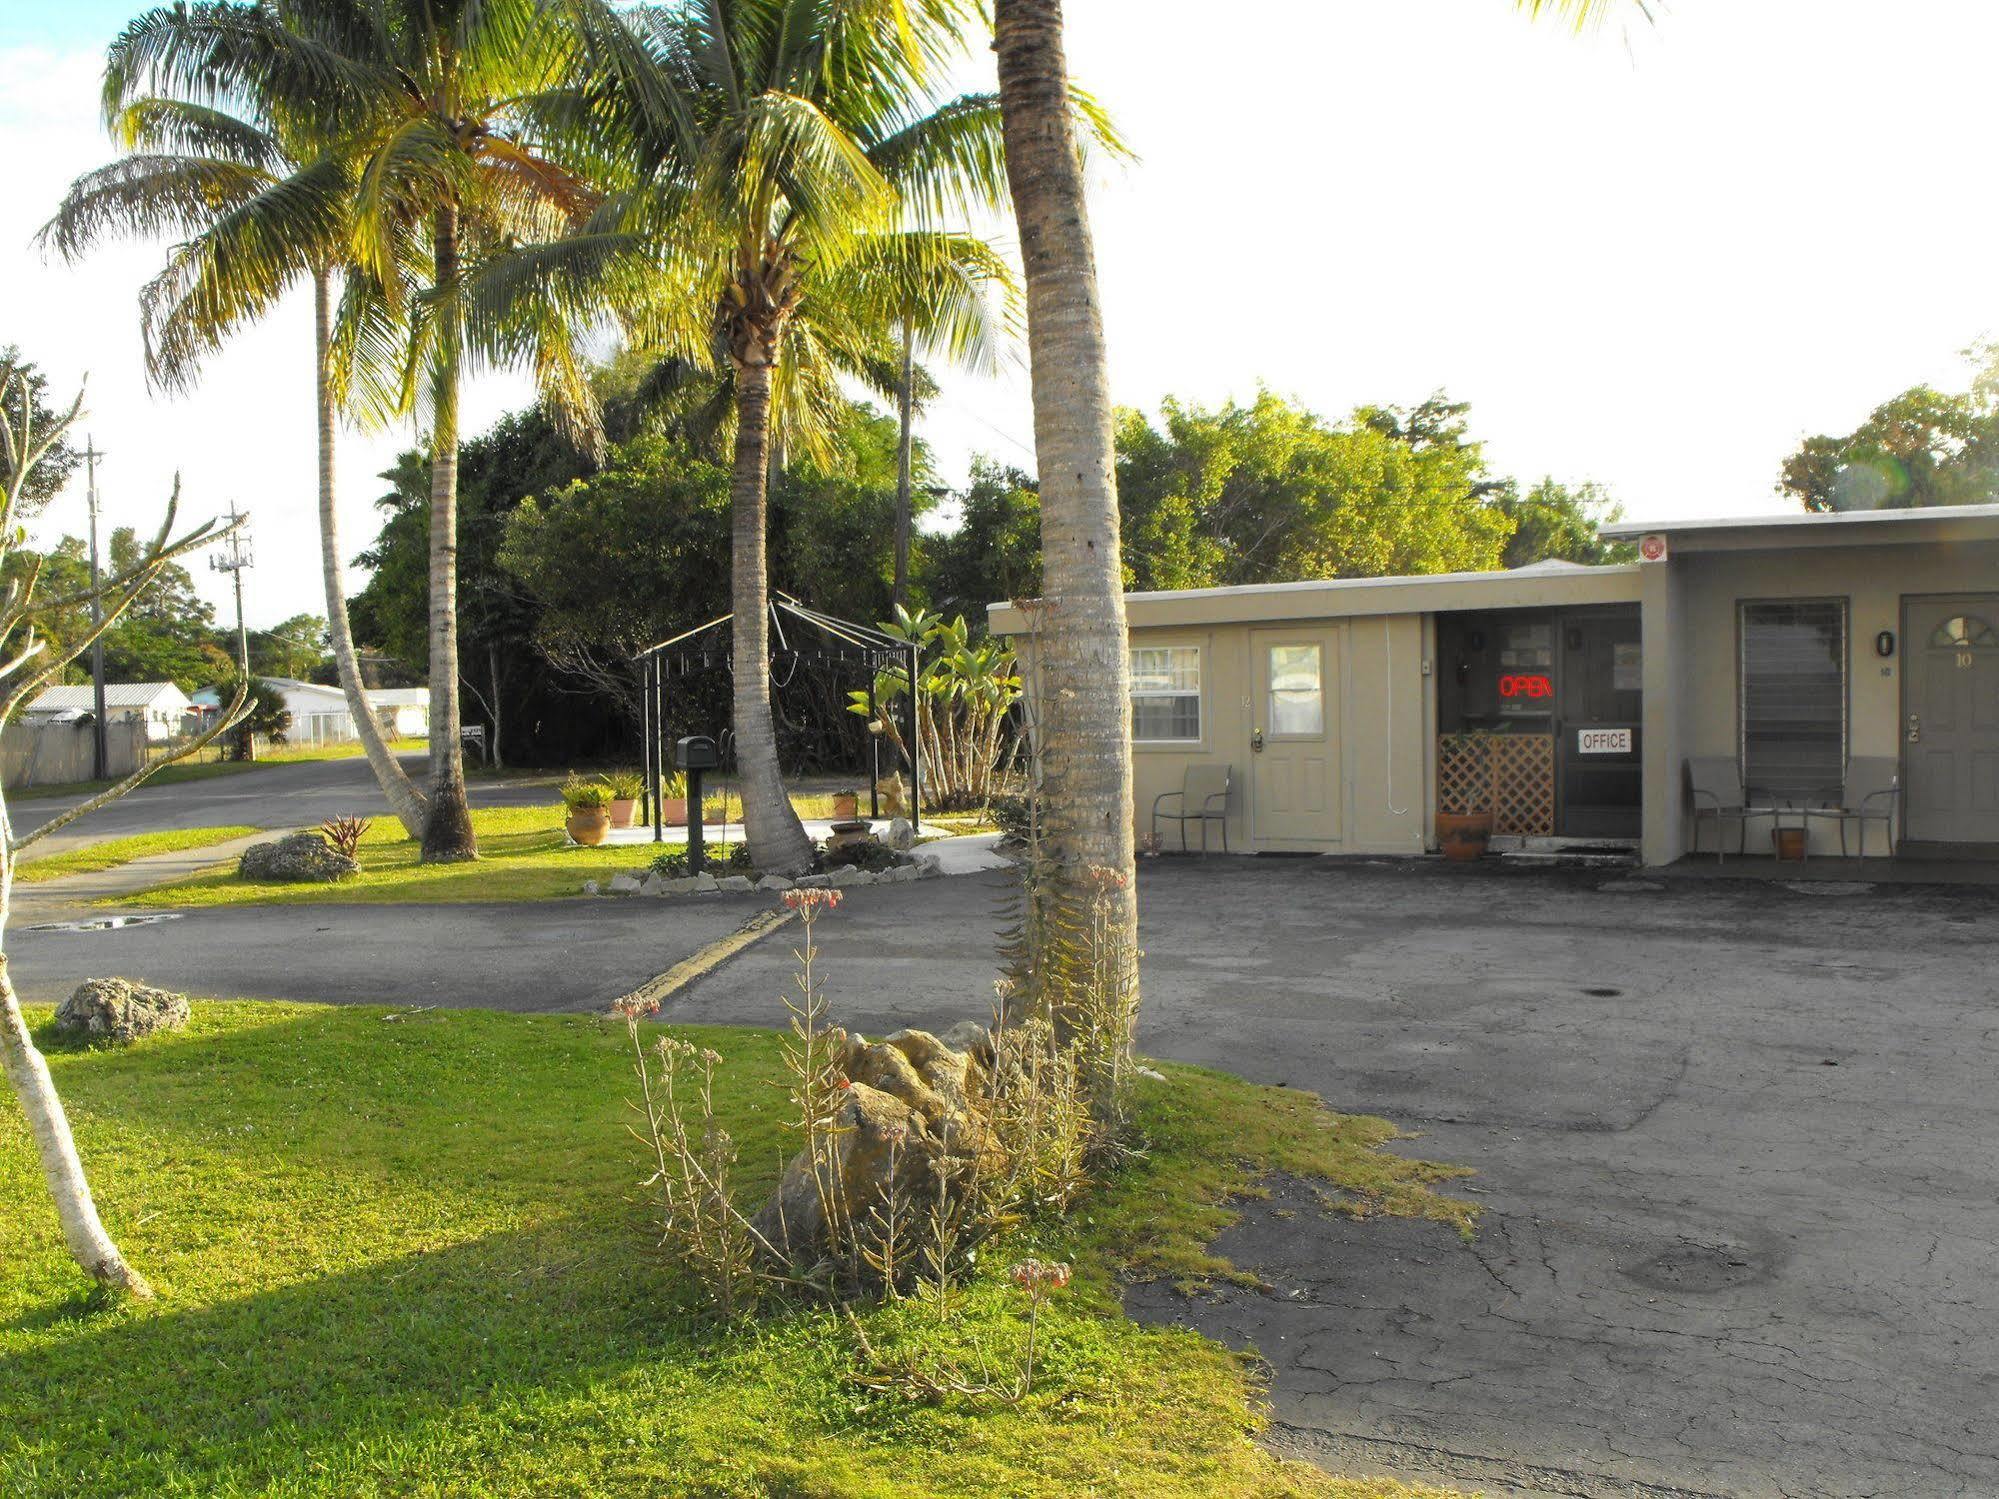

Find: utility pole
[208,501,254,757]
[83,438,108,781]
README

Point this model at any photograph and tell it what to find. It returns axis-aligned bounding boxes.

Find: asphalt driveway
[665,859,1999,1499]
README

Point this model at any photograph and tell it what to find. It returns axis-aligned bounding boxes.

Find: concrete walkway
[14,829,293,920]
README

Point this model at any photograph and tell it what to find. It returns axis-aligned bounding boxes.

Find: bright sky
[6,1,1999,631]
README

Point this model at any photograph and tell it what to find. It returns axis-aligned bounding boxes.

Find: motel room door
[1248,627,1342,851]
[1902,595,1999,847]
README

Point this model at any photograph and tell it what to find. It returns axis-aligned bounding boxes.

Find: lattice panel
[1488,734,1555,836]
[1436,735,1556,836]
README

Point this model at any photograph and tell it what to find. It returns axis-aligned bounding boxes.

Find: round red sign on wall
[1639,533,1669,562]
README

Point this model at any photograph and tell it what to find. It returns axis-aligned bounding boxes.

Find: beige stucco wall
[1115,613,1429,856]
[1641,536,1999,863]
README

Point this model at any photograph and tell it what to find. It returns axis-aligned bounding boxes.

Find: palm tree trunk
[731,357,814,875]
[314,267,427,839]
[0,851,151,1298]
[994,0,1140,1012]
[893,320,915,609]
[420,203,478,862]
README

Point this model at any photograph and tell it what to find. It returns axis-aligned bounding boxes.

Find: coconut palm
[41,87,430,837]
[89,0,603,862]
[989,0,1647,1029]
[511,0,1022,873]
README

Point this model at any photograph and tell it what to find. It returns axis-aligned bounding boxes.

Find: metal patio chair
[1803,757,1900,863]
[1153,764,1232,854]
[1685,757,1779,862]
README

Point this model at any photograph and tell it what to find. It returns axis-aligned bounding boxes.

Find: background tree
[0,349,81,517]
[0,369,248,1299]
[46,12,430,835]
[1779,384,1999,512]
[250,614,330,680]
[1494,478,1634,566]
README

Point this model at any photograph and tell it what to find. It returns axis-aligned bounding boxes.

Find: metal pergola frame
[630,593,921,845]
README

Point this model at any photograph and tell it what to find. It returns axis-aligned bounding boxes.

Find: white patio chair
[1152,764,1232,854]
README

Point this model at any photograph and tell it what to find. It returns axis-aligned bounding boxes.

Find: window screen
[1739,600,1846,794]
[1130,646,1200,743]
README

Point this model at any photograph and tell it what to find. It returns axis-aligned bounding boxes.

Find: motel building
[987,505,1999,870]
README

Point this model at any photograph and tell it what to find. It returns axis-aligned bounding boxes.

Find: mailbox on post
[675,735,719,872]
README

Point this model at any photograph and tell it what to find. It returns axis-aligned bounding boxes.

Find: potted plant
[562,775,614,846]
[604,768,644,829]
[1435,730,1495,862]
[831,786,861,820]
[657,770,690,827]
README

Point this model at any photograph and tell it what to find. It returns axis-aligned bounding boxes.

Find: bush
[603,768,644,800]
[991,794,1031,844]
[648,842,755,879]
[818,838,905,874]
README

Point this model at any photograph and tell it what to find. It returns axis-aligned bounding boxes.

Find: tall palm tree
[990,0,1644,1024]
[42,87,430,837]
[527,0,1019,873]
[97,0,603,862]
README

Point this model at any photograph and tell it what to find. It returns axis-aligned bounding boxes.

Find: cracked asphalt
[665,857,1999,1499]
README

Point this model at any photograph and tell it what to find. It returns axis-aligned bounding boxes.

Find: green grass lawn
[14,826,260,884]
[113,804,634,907]
[0,1001,1471,1498]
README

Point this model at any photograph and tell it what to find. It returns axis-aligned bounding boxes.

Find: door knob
[1907,713,1921,744]
[1251,729,1265,753]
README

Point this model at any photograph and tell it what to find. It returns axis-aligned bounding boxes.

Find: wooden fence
[1436,733,1556,836]
[1,718,149,790]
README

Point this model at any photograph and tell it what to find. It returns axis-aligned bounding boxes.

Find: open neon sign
[1498,673,1553,700]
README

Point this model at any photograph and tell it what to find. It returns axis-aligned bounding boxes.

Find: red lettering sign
[1498,674,1553,700]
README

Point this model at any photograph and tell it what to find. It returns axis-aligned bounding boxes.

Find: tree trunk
[314,267,427,838]
[421,204,478,862]
[994,0,1140,1011]
[893,321,915,609]
[487,640,504,772]
[0,837,151,1298]
[730,357,815,875]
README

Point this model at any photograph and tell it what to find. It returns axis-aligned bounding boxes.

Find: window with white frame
[1739,598,1847,794]
[1130,645,1201,743]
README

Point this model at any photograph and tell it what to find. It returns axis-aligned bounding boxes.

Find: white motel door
[1249,628,1342,851]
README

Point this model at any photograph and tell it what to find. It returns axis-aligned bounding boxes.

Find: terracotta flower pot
[1436,811,1493,863]
[567,808,611,846]
[659,796,689,828]
[609,797,637,829]
[831,793,860,820]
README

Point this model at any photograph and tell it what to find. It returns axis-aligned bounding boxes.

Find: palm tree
[990,0,1644,1026]
[41,86,430,837]
[94,0,603,862]
[526,0,1019,873]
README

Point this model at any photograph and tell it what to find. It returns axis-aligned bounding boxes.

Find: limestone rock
[884,864,919,884]
[915,853,943,878]
[661,875,702,895]
[884,817,915,851]
[609,871,643,894]
[691,873,720,893]
[582,880,600,896]
[755,874,794,892]
[825,865,870,888]
[794,873,832,889]
[750,1029,991,1269]
[718,874,755,893]
[54,977,189,1045]
[239,832,360,883]
[939,1018,992,1060]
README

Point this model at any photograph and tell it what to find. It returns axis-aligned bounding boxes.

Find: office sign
[1577,727,1633,755]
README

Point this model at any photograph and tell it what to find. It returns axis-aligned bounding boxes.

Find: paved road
[13,752,553,856]
[10,853,1996,1497]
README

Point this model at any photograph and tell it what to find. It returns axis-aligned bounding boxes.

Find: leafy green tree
[1495,478,1635,567]
[1779,384,1999,512]
[1115,391,1513,590]
[0,349,80,517]
[920,460,1042,619]
[251,615,329,681]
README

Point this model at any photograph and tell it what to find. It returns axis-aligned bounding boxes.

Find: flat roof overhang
[988,562,1642,635]
[1601,503,1999,554]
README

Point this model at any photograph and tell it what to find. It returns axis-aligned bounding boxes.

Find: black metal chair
[1152,764,1232,854]
[1803,758,1900,863]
